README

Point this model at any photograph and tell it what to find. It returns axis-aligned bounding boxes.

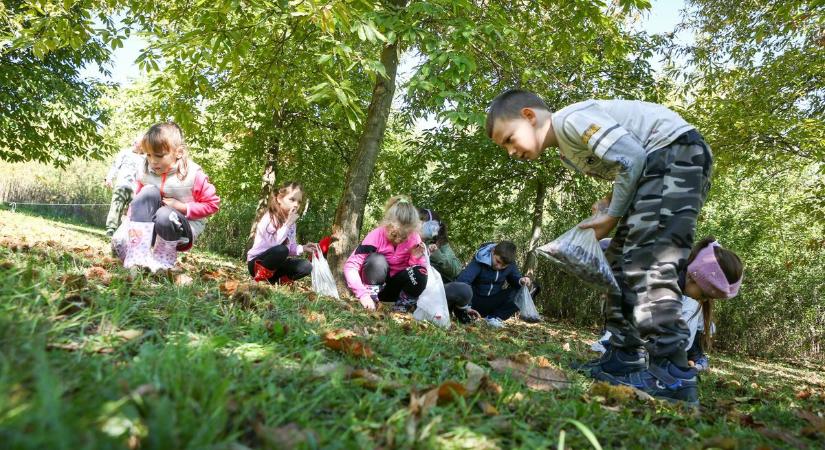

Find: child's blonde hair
[263,181,305,231]
[142,122,188,180]
[381,195,420,241]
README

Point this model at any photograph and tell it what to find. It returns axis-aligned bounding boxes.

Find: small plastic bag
[413,253,451,329]
[311,250,340,299]
[111,218,130,261]
[536,224,619,292]
[514,286,541,322]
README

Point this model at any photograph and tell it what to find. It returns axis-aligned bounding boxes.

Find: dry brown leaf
[465,362,487,393]
[85,266,112,285]
[200,268,225,281]
[220,279,240,295]
[755,427,806,449]
[322,329,374,358]
[173,273,193,286]
[58,273,88,290]
[436,381,467,403]
[479,401,499,416]
[253,422,317,450]
[796,409,825,437]
[796,389,814,400]
[307,312,326,323]
[0,260,14,270]
[114,329,143,341]
[489,357,571,391]
[701,436,738,449]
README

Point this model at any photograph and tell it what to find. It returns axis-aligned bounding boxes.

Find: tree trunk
[327,39,402,290]
[523,179,547,277]
[247,108,284,244]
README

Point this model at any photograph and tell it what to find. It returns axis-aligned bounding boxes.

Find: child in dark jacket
[454,241,531,328]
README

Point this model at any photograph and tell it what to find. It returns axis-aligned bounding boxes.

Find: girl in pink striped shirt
[344,196,427,311]
[247,182,319,285]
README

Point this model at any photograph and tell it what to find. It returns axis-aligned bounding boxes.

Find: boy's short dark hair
[485,89,550,138]
[493,240,517,265]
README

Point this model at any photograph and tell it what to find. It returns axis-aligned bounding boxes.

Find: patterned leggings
[106,187,133,233]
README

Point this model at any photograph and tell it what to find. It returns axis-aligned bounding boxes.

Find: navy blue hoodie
[456,242,523,298]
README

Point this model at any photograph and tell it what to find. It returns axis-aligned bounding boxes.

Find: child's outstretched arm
[456,260,482,285]
[187,172,221,220]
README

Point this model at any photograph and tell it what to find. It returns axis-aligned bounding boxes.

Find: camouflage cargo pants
[603,129,713,363]
[106,186,133,233]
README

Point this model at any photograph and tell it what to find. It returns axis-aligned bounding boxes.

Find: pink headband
[687,241,742,299]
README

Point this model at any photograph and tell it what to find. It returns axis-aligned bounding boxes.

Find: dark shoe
[575,346,647,377]
[393,292,417,313]
[454,308,476,324]
[606,360,699,406]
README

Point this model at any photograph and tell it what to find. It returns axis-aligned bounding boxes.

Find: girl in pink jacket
[344,196,427,312]
[122,122,220,271]
[247,181,319,285]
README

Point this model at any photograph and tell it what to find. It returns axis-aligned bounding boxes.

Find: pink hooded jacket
[344,226,426,301]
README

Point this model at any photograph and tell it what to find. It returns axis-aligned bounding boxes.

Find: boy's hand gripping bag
[311,250,340,299]
[413,251,451,329]
[536,223,620,292]
[111,218,130,261]
[514,285,541,323]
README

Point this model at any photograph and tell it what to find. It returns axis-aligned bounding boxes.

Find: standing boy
[485,90,713,404]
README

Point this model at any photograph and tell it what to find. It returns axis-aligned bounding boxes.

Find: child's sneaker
[610,359,699,406]
[575,346,647,378]
[392,291,417,313]
[485,317,505,328]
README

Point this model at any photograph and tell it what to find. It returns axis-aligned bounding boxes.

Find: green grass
[1,209,823,449]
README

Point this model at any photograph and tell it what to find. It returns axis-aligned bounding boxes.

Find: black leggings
[131,186,193,245]
[361,253,427,302]
[247,245,312,282]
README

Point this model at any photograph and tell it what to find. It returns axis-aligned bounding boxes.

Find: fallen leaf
[58,273,88,290]
[253,422,317,450]
[701,436,738,449]
[0,260,14,270]
[85,266,112,285]
[479,401,499,416]
[322,329,374,358]
[436,381,467,403]
[113,329,143,341]
[465,362,487,393]
[796,389,814,400]
[796,409,825,437]
[563,342,571,352]
[200,268,225,281]
[307,312,326,323]
[220,279,240,295]
[173,273,193,286]
[755,427,806,449]
[590,382,637,404]
[489,357,571,391]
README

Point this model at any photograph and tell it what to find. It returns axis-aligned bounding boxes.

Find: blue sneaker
[606,360,699,406]
[576,346,647,377]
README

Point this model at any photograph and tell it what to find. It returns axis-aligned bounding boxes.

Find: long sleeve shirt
[344,226,426,302]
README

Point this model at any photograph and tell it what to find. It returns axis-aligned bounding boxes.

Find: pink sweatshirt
[247,213,302,261]
[344,226,426,301]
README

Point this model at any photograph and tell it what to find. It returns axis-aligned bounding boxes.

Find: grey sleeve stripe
[590,124,621,153]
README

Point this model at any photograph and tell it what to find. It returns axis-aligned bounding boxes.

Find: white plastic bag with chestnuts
[536,222,620,292]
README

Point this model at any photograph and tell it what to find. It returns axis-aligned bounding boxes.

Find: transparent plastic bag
[537,224,619,292]
[311,250,340,299]
[514,286,541,322]
[413,252,451,329]
[111,218,130,261]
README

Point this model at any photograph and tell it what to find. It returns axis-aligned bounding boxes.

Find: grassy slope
[1,209,823,450]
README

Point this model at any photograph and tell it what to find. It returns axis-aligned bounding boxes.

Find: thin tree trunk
[523,179,547,277]
[327,38,402,290]
[247,108,284,245]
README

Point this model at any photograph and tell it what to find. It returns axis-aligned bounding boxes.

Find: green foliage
[0,0,121,166]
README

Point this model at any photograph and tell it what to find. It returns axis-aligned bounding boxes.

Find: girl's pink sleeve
[187,171,221,220]
[407,233,427,267]
[344,228,381,301]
